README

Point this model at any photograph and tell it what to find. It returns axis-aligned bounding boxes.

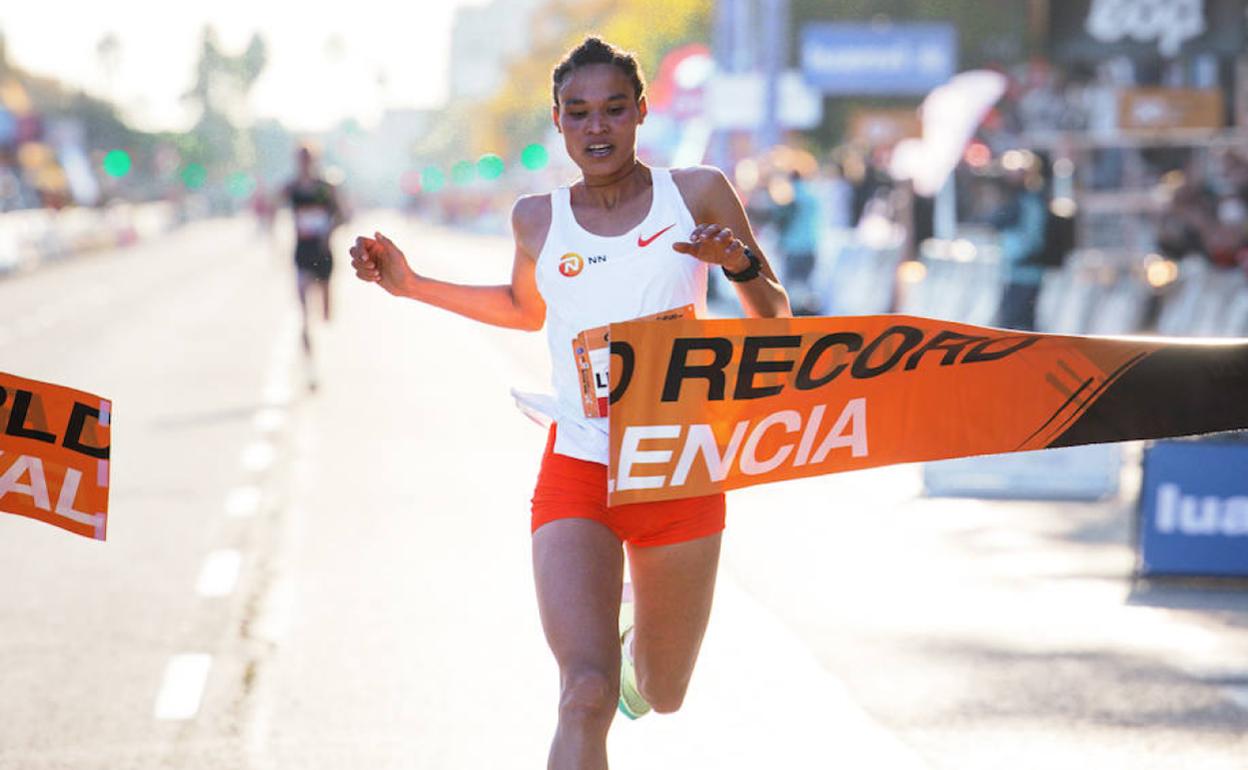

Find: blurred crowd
[1156,150,1248,268]
[704,55,1248,335]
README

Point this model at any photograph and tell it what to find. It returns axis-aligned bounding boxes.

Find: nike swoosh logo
[637,224,676,248]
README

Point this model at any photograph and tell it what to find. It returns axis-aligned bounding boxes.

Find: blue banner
[800,23,957,95]
[1138,440,1248,578]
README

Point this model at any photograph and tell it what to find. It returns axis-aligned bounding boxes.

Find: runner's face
[554,63,646,176]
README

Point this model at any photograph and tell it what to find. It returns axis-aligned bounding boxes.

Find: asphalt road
[1,213,1245,769]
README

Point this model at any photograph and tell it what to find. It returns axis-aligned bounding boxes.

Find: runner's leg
[320,276,331,322]
[532,519,624,770]
[626,532,721,713]
[296,270,312,354]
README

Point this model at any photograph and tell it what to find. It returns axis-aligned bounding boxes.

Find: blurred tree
[239,34,269,91]
[180,27,269,181]
[250,117,297,186]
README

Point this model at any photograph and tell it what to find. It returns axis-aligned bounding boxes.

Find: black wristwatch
[722,246,762,282]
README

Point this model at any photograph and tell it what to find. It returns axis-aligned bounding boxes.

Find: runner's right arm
[349,196,548,332]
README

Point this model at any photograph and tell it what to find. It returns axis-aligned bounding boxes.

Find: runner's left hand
[672,224,750,272]
[350,232,416,297]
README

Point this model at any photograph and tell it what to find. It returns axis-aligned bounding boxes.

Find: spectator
[990,156,1048,330]
[774,169,822,314]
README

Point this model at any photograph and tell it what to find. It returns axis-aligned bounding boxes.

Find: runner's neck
[575,161,649,211]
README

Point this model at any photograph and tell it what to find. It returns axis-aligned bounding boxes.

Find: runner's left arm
[672,167,792,319]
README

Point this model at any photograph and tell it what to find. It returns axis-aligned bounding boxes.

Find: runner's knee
[558,666,618,725]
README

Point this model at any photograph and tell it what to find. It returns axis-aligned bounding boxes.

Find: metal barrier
[810,238,903,317]
[901,237,1003,325]
[0,201,179,276]
[1042,250,1153,335]
[1156,257,1248,337]
[0,208,53,274]
[811,236,1248,339]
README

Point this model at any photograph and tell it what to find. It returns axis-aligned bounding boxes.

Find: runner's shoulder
[671,165,730,194]
[512,193,553,258]
[670,165,734,218]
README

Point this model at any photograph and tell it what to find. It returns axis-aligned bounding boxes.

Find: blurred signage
[1052,0,1245,60]
[1117,88,1224,129]
[1087,0,1206,57]
[705,71,822,130]
[1138,440,1248,577]
[649,44,713,121]
[800,23,957,95]
[848,109,921,147]
[0,371,111,541]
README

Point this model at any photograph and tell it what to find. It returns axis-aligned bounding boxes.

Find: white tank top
[533,167,707,465]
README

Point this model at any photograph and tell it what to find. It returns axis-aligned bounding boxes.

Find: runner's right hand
[350,232,415,297]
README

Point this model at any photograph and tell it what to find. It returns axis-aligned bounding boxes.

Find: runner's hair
[551,36,646,109]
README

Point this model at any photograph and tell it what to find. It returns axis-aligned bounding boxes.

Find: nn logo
[559,253,584,277]
[1155,483,1248,537]
[558,253,607,277]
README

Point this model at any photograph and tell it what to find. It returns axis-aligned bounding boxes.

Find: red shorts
[531,425,726,548]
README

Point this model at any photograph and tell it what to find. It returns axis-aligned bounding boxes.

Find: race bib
[573,305,695,418]
[295,207,332,238]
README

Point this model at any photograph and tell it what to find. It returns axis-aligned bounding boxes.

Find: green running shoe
[617,600,651,720]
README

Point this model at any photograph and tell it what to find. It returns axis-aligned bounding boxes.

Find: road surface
[1,213,1246,769]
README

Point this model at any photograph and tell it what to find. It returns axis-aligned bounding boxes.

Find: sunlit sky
[0,0,485,133]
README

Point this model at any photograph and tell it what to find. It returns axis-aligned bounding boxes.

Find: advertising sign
[1116,88,1225,130]
[800,23,957,95]
[1138,440,1248,577]
[605,315,1248,505]
[0,372,111,540]
[1051,0,1246,60]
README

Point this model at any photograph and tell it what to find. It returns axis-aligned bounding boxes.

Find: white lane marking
[153,653,213,720]
[240,441,276,473]
[225,485,263,518]
[196,550,242,597]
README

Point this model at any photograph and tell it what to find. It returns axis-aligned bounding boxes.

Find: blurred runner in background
[285,144,344,388]
[250,179,278,245]
[350,36,790,770]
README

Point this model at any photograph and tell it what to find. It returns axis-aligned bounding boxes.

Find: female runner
[350,36,790,770]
